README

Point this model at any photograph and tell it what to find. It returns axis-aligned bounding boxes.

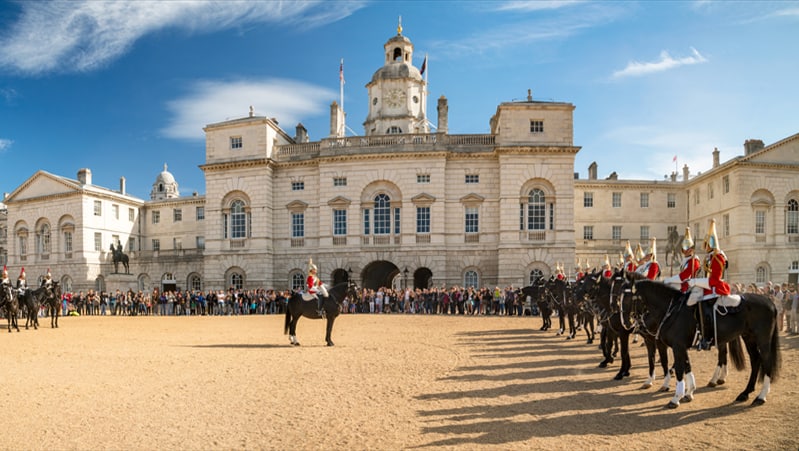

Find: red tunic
[556,273,565,281]
[704,251,731,296]
[602,269,612,278]
[307,275,322,294]
[645,262,660,281]
[575,271,584,281]
[678,256,701,293]
[624,262,637,273]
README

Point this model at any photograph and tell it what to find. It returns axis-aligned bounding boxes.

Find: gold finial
[397,15,402,35]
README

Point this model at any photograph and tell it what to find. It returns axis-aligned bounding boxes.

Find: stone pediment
[5,171,79,203]
[411,193,437,205]
[459,193,485,205]
[286,200,309,212]
[327,196,352,207]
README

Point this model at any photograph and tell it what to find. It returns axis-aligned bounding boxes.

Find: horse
[632,279,780,407]
[31,282,61,328]
[110,243,130,274]
[0,283,20,333]
[18,287,41,330]
[519,281,549,330]
[284,281,359,346]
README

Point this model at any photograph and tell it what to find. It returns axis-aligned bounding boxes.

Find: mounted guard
[1,265,9,286]
[601,255,612,279]
[635,237,661,280]
[555,262,566,281]
[686,219,738,350]
[664,227,701,294]
[17,267,28,296]
[574,259,584,282]
[623,241,637,273]
[302,258,329,317]
[41,268,54,291]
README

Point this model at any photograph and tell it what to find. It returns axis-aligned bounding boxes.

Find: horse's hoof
[681,395,693,403]
[640,383,653,390]
[716,379,725,386]
[666,401,679,409]
[658,386,670,393]
[327,342,335,347]
[613,373,624,381]
[751,398,766,407]
[566,336,572,340]
[291,342,301,346]
[598,362,608,368]
[735,393,749,403]
[707,381,717,388]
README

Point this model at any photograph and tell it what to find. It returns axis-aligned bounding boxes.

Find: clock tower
[363,21,428,136]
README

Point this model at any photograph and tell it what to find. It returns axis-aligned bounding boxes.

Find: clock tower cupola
[363,18,428,136]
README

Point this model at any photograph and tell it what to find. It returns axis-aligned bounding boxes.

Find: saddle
[301,292,316,302]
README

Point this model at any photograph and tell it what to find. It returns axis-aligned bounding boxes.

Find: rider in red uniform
[665,227,701,293]
[555,262,566,281]
[687,219,731,349]
[635,238,660,280]
[623,241,637,273]
[306,259,328,317]
[601,255,613,279]
[574,259,584,282]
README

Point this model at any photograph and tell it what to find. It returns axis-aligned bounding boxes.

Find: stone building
[2,28,798,293]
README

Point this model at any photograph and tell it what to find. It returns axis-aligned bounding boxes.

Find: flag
[420,55,427,75]
[673,155,677,163]
[339,59,345,84]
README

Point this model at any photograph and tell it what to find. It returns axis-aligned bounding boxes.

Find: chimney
[606,171,618,180]
[682,164,690,182]
[743,139,764,155]
[329,101,344,138]
[295,123,308,143]
[119,176,126,195]
[712,147,720,168]
[588,162,597,180]
[437,96,449,134]
[77,168,92,185]
[670,172,677,182]
[527,89,533,102]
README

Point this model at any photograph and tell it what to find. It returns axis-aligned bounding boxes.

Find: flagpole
[340,58,345,136]
[423,53,428,132]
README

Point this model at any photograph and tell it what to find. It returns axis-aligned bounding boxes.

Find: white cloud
[0,0,366,75]
[162,79,336,140]
[0,139,13,152]
[495,1,585,12]
[612,48,708,79]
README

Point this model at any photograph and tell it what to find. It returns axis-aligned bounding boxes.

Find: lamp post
[403,267,409,290]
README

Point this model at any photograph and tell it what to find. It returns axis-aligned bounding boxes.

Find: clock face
[383,89,406,108]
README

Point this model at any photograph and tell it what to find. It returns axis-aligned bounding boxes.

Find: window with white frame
[465,174,479,184]
[196,206,205,221]
[530,120,544,133]
[173,237,182,250]
[583,226,594,240]
[189,274,202,291]
[708,183,714,200]
[612,192,621,208]
[152,210,160,224]
[230,136,242,149]
[39,224,51,255]
[521,188,547,231]
[129,208,135,222]
[723,175,730,194]
[465,207,479,234]
[756,266,767,284]
[333,209,347,236]
[787,199,798,234]
[723,214,730,237]
[230,272,243,290]
[387,126,402,134]
[173,208,182,222]
[291,181,304,191]
[333,177,347,187]
[583,192,593,208]
[640,226,650,241]
[373,194,391,235]
[128,238,135,252]
[640,192,649,208]
[112,204,119,220]
[196,236,205,249]
[94,232,102,252]
[416,174,430,184]
[152,239,160,251]
[292,213,304,238]
[292,273,305,291]
[18,235,27,257]
[529,269,544,285]
[755,210,766,235]
[230,200,247,239]
[464,270,479,288]
[667,193,676,209]
[694,189,700,205]
[63,230,73,254]
[416,206,430,234]
[94,200,102,216]
[612,225,622,241]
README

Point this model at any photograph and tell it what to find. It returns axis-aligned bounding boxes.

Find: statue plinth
[105,272,138,292]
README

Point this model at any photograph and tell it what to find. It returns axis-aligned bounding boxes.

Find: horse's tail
[761,321,781,383]
[284,302,291,335]
[728,335,746,372]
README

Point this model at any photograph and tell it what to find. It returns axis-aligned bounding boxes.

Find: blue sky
[1,1,797,200]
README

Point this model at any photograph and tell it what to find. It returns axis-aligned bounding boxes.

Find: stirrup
[318,309,326,317]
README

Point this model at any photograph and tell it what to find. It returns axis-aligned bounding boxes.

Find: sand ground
[2,313,797,451]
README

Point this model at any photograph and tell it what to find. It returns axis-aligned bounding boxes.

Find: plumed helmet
[681,227,694,252]
[308,258,317,272]
[575,258,582,270]
[647,237,657,261]
[603,254,610,269]
[19,267,26,279]
[623,240,634,259]
[618,253,625,267]
[46,268,52,279]
[1,265,7,278]
[704,219,720,251]
[634,243,645,263]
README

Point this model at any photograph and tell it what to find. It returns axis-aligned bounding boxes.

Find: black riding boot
[317,297,326,318]
[697,303,713,351]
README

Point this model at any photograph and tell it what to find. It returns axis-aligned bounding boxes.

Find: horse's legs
[289,315,301,346]
[667,346,690,408]
[325,317,336,346]
[736,337,761,403]
[557,307,565,335]
[708,343,728,387]
[614,328,631,380]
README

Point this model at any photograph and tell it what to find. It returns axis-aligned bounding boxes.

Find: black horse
[633,279,780,407]
[519,281,548,329]
[0,283,20,333]
[18,287,41,330]
[27,283,61,328]
[284,281,358,346]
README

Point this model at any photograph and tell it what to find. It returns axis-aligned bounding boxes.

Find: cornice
[495,146,581,155]
[200,158,272,173]
[575,179,682,190]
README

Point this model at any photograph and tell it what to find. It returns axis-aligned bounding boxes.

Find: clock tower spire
[363,22,427,136]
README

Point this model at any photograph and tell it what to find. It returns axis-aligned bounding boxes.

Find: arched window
[755,266,768,284]
[373,194,391,235]
[464,270,479,288]
[529,269,544,285]
[526,189,546,230]
[38,224,51,255]
[787,199,798,235]
[386,126,402,134]
[292,272,305,291]
[230,272,243,290]
[189,274,202,292]
[230,200,246,239]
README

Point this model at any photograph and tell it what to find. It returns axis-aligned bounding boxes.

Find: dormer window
[387,126,402,134]
[230,136,242,149]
